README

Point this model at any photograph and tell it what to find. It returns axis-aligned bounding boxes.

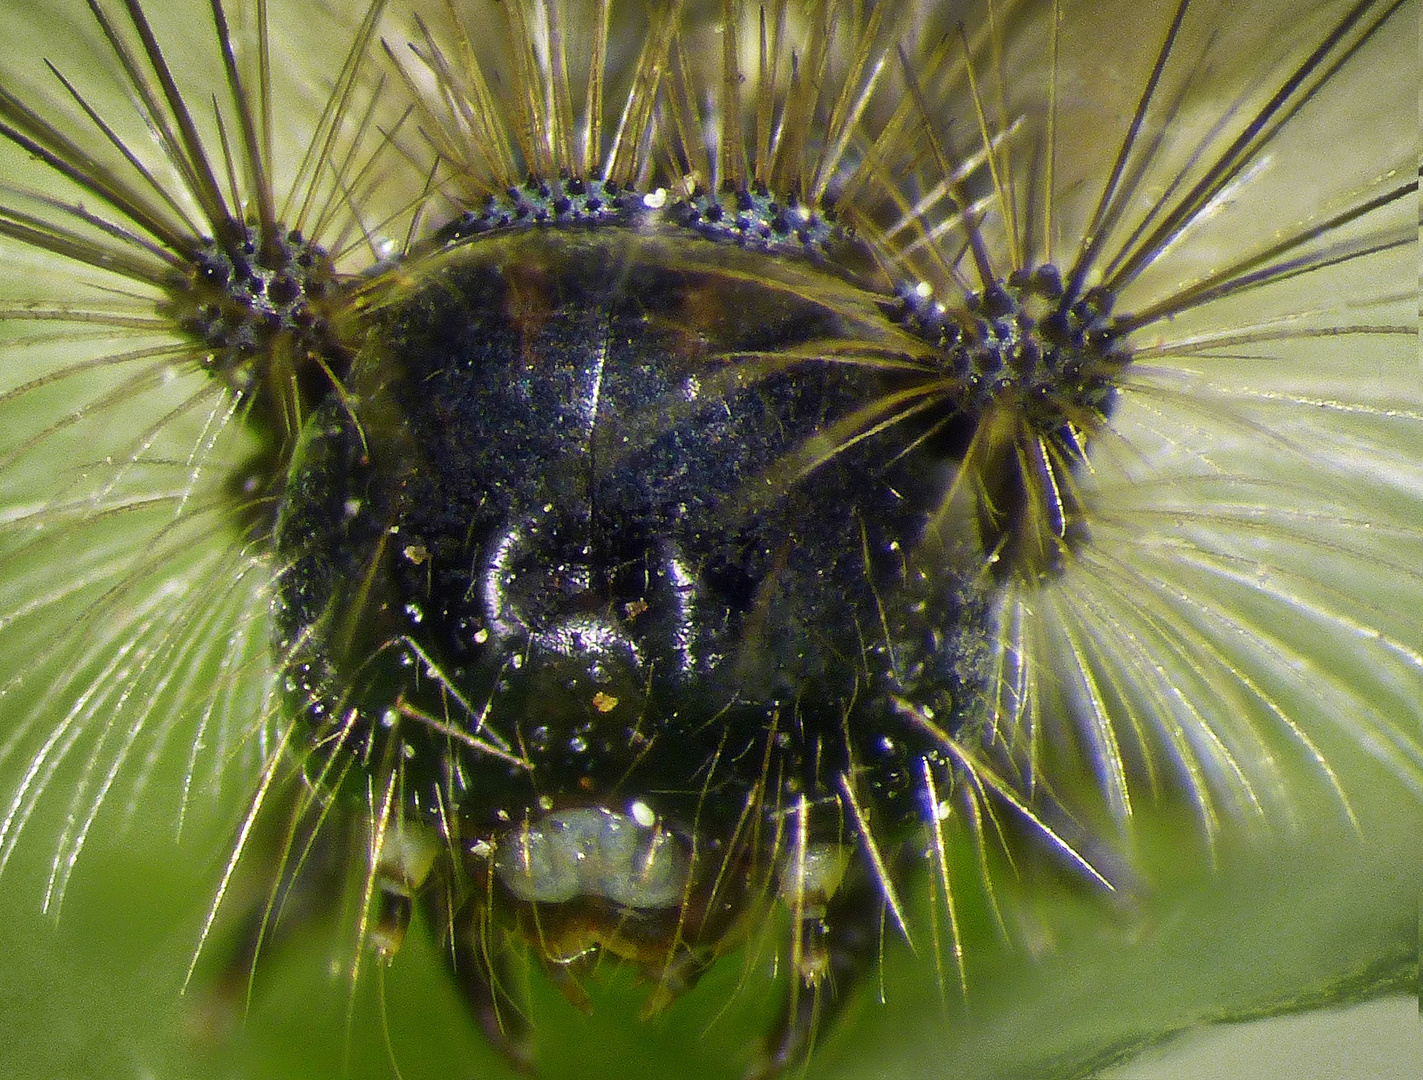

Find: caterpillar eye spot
[0,0,1419,1078]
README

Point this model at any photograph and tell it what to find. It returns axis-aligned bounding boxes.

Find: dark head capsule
[273,226,995,1070]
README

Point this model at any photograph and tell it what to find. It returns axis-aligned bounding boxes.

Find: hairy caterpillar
[0,1,1418,1079]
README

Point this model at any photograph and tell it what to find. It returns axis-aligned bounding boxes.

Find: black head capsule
[272,222,994,1072]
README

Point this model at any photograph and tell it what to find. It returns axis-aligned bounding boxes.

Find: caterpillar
[0,1,1417,1078]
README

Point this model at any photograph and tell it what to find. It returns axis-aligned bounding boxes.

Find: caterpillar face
[0,1,1418,1078]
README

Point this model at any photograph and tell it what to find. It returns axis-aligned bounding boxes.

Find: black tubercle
[886,263,1132,580]
[167,223,344,404]
[892,263,1130,428]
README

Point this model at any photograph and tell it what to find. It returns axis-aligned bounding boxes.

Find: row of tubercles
[436,175,846,258]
